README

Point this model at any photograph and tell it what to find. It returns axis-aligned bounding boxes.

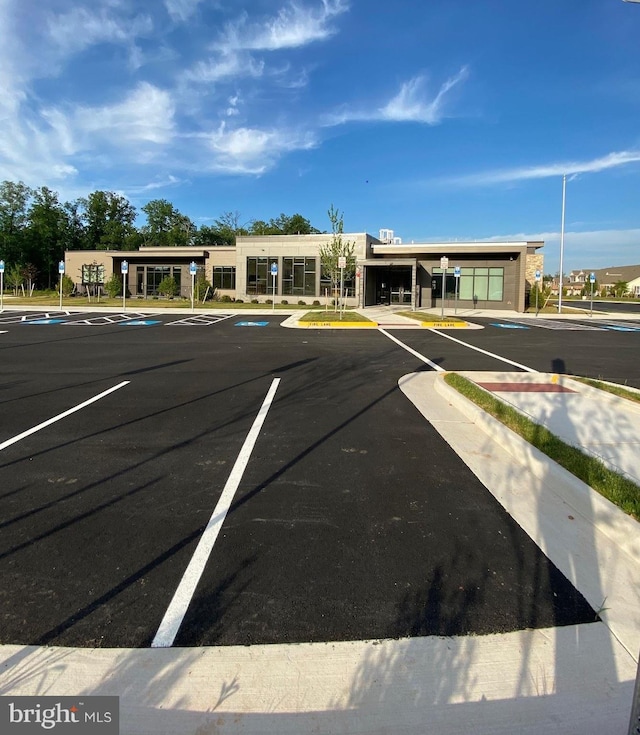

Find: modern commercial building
[64,231,544,312]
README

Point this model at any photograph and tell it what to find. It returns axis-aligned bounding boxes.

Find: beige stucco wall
[234,233,372,302]
[64,250,116,291]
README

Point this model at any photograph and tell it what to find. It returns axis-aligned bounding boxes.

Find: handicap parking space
[1,320,620,649]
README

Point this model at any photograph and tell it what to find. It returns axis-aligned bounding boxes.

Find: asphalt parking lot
[1,311,638,650]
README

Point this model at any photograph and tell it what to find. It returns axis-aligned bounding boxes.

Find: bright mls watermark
[1,697,118,733]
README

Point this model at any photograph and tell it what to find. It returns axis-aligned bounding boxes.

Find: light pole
[558,174,566,314]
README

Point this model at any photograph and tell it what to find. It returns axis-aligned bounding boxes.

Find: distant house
[567,265,640,297]
[595,265,640,297]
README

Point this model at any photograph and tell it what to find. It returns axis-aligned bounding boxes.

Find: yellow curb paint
[300,321,378,328]
[420,322,469,329]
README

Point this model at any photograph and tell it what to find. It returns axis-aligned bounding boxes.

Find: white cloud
[324,67,469,126]
[46,4,153,61]
[74,82,176,147]
[379,67,469,123]
[478,228,640,273]
[164,0,204,23]
[126,175,183,194]
[182,52,264,84]
[215,0,349,52]
[445,150,640,187]
[201,122,317,174]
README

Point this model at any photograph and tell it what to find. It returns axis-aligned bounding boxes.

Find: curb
[297,320,378,328]
[433,372,640,572]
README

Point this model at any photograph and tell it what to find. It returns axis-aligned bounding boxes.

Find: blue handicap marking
[24,319,67,325]
[119,320,161,326]
[235,321,269,327]
[605,325,640,332]
[490,323,530,329]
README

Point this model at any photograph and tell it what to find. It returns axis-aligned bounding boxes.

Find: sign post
[121,260,129,311]
[270,262,278,311]
[189,261,197,313]
[535,269,542,315]
[58,260,65,310]
[589,272,595,317]
[454,265,461,314]
[440,256,449,318]
[0,260,4,313]
[338,256,346,319]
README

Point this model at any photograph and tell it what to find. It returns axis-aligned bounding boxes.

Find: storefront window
[433,266,504,301]
[213,266,236,289]
[282,257,316,296]
[143,266,182,296]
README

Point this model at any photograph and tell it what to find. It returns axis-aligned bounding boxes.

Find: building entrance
[367,266,412,306]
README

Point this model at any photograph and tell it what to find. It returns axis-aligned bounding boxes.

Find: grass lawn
[298,310,372,323]
[571,377,640,404]
[398,311,467,324]
[444,373,640,521]
[1,295,323,310]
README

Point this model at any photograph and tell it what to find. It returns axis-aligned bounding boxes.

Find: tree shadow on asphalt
[1,347,637,732]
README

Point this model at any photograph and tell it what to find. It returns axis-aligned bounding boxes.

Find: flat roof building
[64,234,544,312]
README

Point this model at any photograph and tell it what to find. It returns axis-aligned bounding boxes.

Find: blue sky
[1,0,639,274]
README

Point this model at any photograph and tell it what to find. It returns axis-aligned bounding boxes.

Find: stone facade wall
[525,252,544,288]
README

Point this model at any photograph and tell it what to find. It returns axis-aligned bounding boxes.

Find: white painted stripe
[165,314,235,326]
[0,381,130,451]
[152,377,281,648]
[428,329,538,372]
[378,328,445,371]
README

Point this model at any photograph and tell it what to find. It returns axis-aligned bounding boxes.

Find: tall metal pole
[558,174,566,314]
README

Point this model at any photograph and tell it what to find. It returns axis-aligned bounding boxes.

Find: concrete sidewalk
[1,371,639,732]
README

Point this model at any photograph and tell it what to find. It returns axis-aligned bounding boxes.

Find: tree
[613,280,629,298]
[273,212,319,235]
[63,199,87,251]
[0,180,32,265]
[193,224,229,247]
[212,210,250,246]
[26,187,67,288]
[81,191,137,250]
[141,199,194,247]
[20,263,38,296]
[318,205,355,307]
[248,213,320,236]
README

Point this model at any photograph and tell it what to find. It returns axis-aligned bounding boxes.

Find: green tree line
[0,180,320,290]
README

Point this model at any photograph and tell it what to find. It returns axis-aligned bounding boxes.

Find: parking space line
[429,329,538,372]
[378,328,445,371]
[151,377,281,648]
[165,314,235,326]
[0,381,130,451]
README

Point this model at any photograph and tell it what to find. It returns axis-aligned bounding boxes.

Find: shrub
[104,273,122,298]
[251,298,259,304]
[158,276,179,298]
[265,298,273,304]
[220,294,233,302]
[281,299,288,305]
[60,274,75,297]
[312,300,321,306]
[298,300,306,306]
